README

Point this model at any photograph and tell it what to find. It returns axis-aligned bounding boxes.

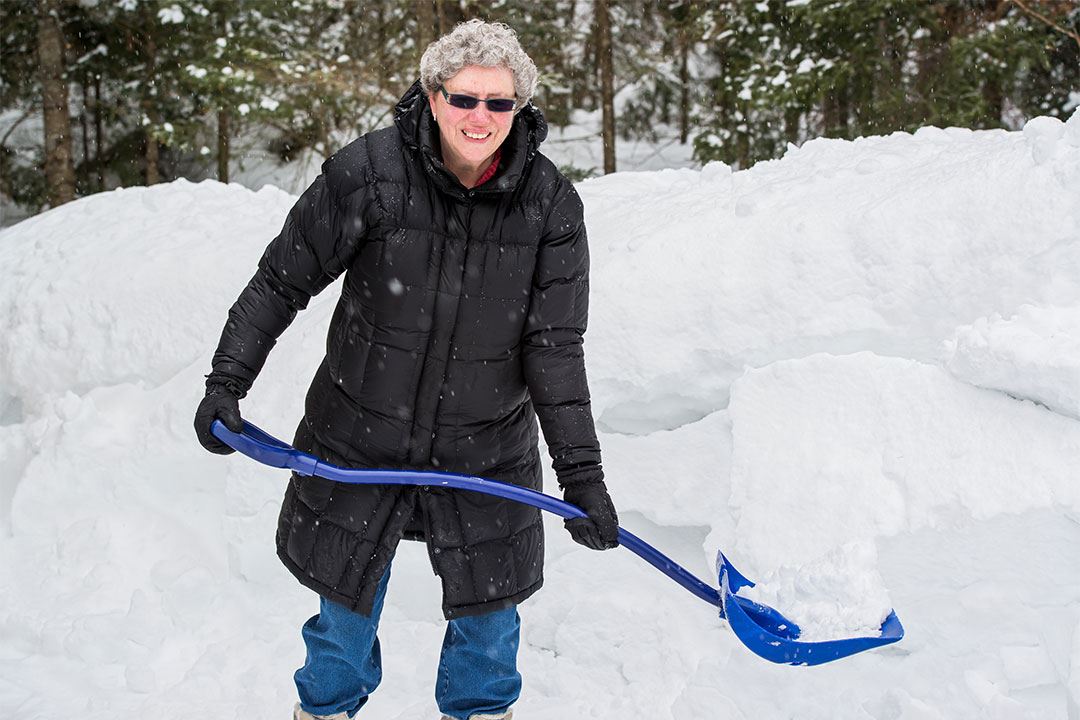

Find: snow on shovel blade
[211,419,904,666]
[717,552,905,666]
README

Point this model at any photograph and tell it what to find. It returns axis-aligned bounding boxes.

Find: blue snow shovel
[212,419,903,666]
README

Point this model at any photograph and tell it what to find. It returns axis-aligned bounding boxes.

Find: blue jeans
[294,566,521,719]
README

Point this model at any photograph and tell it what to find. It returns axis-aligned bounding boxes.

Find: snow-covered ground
[1,109,1079,719]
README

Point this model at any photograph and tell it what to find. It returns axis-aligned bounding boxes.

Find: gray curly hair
[419,19,538,112]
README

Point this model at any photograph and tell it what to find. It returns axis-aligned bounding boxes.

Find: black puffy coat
[209,81,603,619]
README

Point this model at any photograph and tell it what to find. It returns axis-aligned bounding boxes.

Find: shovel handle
[211,419,724,609]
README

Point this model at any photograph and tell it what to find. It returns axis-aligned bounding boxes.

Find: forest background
[2,0,1078,224]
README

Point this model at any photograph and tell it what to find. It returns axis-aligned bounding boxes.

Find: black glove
[562,480,619,550]
[194,379,245,454]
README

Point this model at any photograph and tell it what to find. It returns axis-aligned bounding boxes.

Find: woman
[194,19,618,720]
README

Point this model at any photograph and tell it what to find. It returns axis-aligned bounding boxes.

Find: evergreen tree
[2,0,1076,217]
[1,0,48,210]
[693,0,1079,167]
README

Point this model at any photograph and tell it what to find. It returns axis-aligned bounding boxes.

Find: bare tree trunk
[784,107,801,145]
[836,79,850,138]
[542,0,572,125]
[822,94,836,137]
[915,5,965,124]
[678,23,690,145]
[823,72,852,139]
[142,3,160,185]
[317,114,330,160]
[713,12,734,161]
[146,125,160,184]
[374,2,390,97]
[571,0,589,110]
[560,0,577,121]
[38,0,76,206]
[596,0,616,174]
[80,76,91,191]
[983,75,1003,127]
[417,0,436,56]
[591,13,601,110]
[436,0,449,36]
[217,109,230,183]
[93,73,104,192]
[979,1,1008,127]
[873,17,891,132]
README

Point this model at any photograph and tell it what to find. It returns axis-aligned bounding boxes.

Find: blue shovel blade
[717,552,904,666]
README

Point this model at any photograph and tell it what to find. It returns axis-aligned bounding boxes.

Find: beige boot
[440,712,513,720]
[294,702,352,720]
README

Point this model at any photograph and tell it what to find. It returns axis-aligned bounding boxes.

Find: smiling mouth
[462,130,491,140]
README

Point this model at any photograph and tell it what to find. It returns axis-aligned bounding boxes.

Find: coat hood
[394,80,549,196]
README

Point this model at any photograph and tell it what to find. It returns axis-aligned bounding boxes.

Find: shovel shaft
[212,419,723,609]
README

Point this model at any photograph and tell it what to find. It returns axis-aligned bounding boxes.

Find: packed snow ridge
[1,110,1079,719]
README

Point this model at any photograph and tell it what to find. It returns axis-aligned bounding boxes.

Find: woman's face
[428,65,516,170]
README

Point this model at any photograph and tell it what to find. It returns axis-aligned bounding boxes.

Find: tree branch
[0,106,34,149]
[1010,0,1080,52]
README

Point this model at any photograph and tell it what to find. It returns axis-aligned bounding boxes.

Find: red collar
[475,148,502,186]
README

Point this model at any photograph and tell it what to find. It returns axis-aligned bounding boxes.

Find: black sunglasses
[438,86,516,113]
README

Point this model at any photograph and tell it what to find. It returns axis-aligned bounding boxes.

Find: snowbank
[584,112,1080,434]
[945,303,1080,419]
[724,351,1080,572]
[0,180,296,409]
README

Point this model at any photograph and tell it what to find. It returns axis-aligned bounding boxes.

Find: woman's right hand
[194,383,244,454]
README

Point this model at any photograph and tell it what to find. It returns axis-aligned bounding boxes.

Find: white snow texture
[2,110,1079,719]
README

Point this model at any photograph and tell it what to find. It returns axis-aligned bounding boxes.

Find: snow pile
[724,352,1080,573]
[584,113,1080,433]
[735,540,891,642]
[0,180,296,405]
[945,303,1080,419]
[2,110,1080,719]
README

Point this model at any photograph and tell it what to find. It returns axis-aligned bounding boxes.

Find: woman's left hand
[562,481,619,550]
